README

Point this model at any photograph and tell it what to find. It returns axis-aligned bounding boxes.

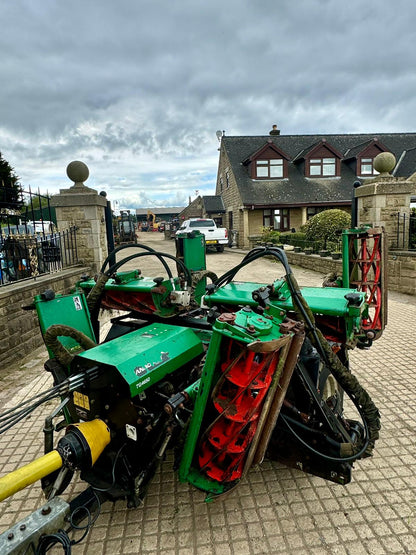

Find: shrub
[302,209,351,248]
[279,232,307,249]
[260,227,280,244]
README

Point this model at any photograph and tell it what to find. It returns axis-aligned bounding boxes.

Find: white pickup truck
[176,218,228,252]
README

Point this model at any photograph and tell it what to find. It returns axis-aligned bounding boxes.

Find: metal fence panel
[395,212,416,250]
[0,227,79,286]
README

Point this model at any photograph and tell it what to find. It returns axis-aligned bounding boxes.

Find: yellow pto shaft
[0,419,111,503]
[0,450,63,502]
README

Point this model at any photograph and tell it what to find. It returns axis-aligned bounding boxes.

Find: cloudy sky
[1,0,415,210]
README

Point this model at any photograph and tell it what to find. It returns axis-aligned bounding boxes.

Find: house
[215,130,416,247]
[178,195,226,227]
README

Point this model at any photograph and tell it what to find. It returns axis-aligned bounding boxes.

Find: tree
[0,152,22,210]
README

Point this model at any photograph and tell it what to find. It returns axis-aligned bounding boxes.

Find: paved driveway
[1,234,415,554]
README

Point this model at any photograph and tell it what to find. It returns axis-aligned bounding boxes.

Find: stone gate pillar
[354,152,416,249]
[51,161,108,273]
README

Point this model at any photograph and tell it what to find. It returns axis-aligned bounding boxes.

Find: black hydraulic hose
[0,368,100,434]
[105,251,174,281]
[105,246,173,281]
[100,243,156,274]
[279,413,370,463]
[105,251,192,285]
[214,247,274,288]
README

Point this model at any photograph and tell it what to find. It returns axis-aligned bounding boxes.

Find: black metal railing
[0,186,56,236]
[0,227,78,286]
[395,212,416,251]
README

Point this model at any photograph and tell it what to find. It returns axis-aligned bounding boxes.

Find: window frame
[263,208,290,231]
[309,157,336,177]
[358,157,379,176]
[306,206,325,220]
[255,158,284,179]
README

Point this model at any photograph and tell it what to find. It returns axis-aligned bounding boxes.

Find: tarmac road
[0,233,415,554]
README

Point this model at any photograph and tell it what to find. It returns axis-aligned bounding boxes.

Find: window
[225,171,230,188]
[307,207,325,220]
[256,158,284,178]
[263,208,289,231]
[309,158,336,177]
[219,176,224,192]
[360,158,379,176]
[189,219,215,228]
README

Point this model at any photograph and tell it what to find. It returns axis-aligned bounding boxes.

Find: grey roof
[393,146,416,177]
[222,133,416,206]
[202,195,225,213]
[135,207,185,216]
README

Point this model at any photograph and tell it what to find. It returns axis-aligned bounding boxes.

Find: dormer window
[298,140,342,178]
[343,138,388,177]
[359,157,379,176]
[309,157,336,177]
[245,142,290,179]
[256,158,284,178]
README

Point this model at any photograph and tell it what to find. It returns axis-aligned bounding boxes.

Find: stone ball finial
[66,161,90,187]
[373,152,396,176]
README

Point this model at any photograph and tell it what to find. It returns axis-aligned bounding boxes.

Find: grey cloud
[1,0,416,204]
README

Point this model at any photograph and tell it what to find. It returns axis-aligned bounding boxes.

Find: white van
[27,221,56,234]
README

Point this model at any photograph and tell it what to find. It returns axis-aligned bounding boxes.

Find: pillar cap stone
[373,152,396,176]
[66,161,90,189]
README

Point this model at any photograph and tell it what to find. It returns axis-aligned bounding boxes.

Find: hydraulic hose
[44,325,97,367]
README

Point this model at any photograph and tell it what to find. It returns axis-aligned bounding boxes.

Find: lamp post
[351,180,361,227]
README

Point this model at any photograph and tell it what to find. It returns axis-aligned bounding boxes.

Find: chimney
[269,124,280,136]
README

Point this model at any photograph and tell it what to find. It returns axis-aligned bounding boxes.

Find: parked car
[176,218,228,252]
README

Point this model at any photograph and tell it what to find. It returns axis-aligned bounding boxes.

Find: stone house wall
[289,208,304,230]
[216,146,246,246]
[388,251,416,295]
[179,197,204,220]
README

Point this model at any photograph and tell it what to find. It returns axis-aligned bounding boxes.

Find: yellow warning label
[73,391,90,411]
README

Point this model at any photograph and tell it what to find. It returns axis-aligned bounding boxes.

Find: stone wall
[285,251,342,276]
[388,251,416,295]
[285,251,416,296]
[0,266,89,368]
